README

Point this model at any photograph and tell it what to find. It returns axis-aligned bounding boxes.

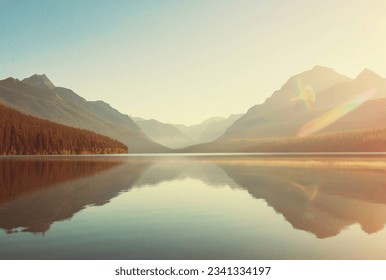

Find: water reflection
[215,158,386,238]
[1,155,386,240]
[0,157,149,234]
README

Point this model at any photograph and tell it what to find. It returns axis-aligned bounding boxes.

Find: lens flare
[298,89,377,137]
[291,79,316,110]
[291,181,319,201]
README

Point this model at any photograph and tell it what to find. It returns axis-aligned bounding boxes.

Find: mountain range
[224,66,386,139]
[1,65,386,153]
[0,74,242,152]
[183,66,386,152]
[174,114,243,144]
[130,117,195,149]
[132,114,242,149]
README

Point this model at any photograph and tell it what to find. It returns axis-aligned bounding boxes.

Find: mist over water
[1,155,386,259]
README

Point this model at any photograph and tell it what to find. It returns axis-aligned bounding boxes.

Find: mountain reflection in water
[1,155,386,259]
[0,157,149,234]
[215,157,386,238]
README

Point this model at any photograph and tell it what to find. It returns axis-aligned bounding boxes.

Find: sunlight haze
[1,0,386,124]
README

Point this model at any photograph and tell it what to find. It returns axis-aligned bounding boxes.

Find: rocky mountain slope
[0,75,169,153]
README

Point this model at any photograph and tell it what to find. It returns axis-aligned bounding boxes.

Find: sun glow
[298,89,377,137]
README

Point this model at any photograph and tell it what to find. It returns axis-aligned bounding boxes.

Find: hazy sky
[1,0,386,125]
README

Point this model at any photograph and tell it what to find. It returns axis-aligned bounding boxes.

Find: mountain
[182,66,386,152]
[132,114,242,149]
[174,117,224,141]
[197,114,243,143]
[222,65,352,140]
[174,114,243,143]
[0,75,169,153]
[0,103,128,155]
[22,74,56,90]
[131,117,195,149]
[312,68,386,112]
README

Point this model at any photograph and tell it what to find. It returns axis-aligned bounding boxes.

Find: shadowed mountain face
[1,156,386,239]
[0,75,169,153]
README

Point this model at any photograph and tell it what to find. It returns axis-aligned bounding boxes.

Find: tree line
[244,128,386,152]
[181,127,386,153]
[0,104,128,155]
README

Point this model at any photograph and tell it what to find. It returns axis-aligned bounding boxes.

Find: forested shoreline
[0,104,128,155]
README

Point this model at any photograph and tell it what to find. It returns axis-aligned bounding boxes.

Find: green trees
[0,104,128,155]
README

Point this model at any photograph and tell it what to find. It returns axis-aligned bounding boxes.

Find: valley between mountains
[1,65,386,155]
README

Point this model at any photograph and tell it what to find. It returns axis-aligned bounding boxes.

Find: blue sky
[1,0,386,124]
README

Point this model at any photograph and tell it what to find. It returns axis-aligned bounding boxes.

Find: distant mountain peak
[22,74,56,90]
[1,77,21,89]
[298,65,344,79]
[281,65,351,93]
[311,65,335,71]
[356,68,383,82]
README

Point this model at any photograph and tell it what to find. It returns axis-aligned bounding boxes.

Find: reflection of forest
[0,157,122,204]
[1,156,386,238]
[0,157,150,234]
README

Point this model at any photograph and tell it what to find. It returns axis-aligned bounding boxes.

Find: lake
[1,154,386,259]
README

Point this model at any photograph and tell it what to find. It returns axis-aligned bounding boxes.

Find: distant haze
[1,0,386,125]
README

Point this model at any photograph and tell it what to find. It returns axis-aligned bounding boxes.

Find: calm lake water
[1,154,386,259]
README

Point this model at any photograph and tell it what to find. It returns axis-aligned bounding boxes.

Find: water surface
[1,154,386,259]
